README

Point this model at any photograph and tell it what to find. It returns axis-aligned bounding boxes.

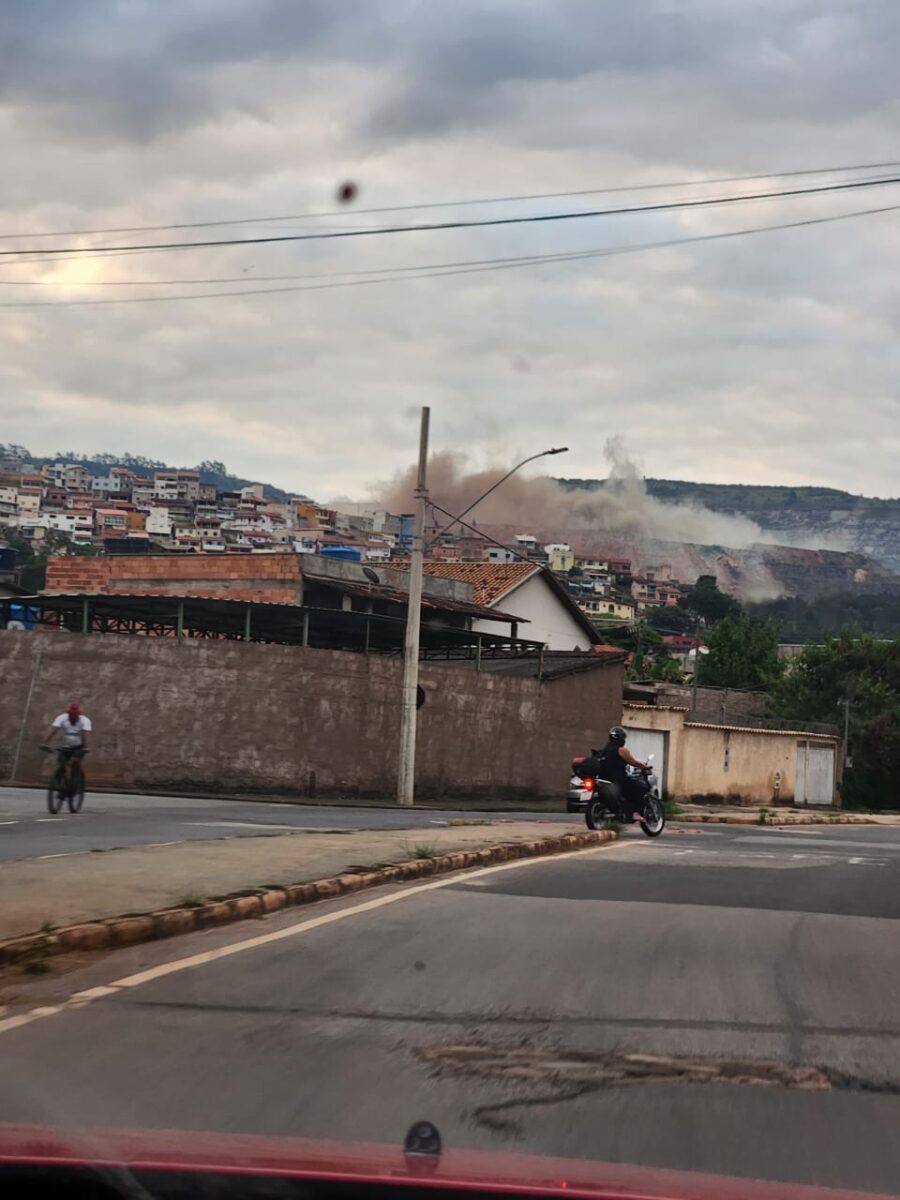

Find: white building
[145,507,174,537]
[420,561,600,651]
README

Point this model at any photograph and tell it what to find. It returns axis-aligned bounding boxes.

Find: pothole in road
[416,1043,900,1135]
[418,1043,832,1090]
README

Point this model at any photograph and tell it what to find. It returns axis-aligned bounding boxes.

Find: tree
[769,634,900,810]
[680,574,741,624]
[600,623,684,682]
[698,615,783,689]
[647,604,696,634]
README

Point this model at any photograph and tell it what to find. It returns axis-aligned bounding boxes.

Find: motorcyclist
[594,725,650,822]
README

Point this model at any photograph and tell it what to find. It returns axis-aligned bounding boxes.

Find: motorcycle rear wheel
[585,799,615,831]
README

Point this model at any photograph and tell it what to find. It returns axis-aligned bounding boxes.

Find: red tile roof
[417,561,538,606]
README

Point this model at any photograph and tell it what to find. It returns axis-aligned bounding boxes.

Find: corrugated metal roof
[303,573,524,623]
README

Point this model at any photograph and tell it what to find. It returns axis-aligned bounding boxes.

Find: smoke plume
[373,438,772,549]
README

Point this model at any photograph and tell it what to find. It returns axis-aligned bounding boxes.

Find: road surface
[0,785,570,862]
[1,824,898,1194]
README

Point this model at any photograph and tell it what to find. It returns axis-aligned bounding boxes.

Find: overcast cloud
[1,0,898,500]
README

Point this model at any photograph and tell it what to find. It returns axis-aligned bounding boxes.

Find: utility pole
[397,406,430,807]
[841,697,851,769]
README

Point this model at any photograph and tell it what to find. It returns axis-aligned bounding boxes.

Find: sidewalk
[673,803,899,826]
[0,819,587,946]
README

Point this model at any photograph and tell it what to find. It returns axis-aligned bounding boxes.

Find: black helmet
[609,725,627,743]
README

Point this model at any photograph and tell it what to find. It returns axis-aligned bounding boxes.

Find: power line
[2,159,898,243]
[1,199,896,309]
[3,198,899,288]
[2,174,900,260]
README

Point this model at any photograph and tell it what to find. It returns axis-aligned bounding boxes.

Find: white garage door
[622,727,667,796]
[796,742,835,806]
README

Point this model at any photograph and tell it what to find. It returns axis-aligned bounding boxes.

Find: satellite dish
[362,566,380,585]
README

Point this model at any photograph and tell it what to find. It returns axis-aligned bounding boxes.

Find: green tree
[599,623,684,682]
[698,615,782,689]
[769,633,900,810]
[680,574,741,624]
[647,605,696,634]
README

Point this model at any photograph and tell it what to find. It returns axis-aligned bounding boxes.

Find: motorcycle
[566,752,666,838]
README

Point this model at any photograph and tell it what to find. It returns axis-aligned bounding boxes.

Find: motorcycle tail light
[583,777,595,792]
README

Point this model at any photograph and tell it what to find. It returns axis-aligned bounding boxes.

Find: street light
[397,430,568,807]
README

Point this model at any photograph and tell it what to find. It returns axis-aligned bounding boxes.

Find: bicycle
[42,747,87,815]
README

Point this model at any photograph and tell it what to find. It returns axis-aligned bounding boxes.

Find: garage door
[622,727,667,796]
[796,741,835,806]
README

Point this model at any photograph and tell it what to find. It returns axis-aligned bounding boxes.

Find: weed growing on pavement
[23,923,55,975]
[405,842,441,860]
[176,894,205,908]
[447,819,492,827]
[664,801,683,818]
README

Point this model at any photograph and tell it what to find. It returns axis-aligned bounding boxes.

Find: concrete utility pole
[397,406,430,807]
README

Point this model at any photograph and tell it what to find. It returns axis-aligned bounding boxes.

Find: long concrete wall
[0,632,623,801]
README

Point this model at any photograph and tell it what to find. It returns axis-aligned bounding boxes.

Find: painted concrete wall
[474,575,592,651]
[623,703,838,806]
[0,631,623,802]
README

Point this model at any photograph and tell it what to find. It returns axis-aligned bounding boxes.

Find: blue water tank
[320,545,363,562]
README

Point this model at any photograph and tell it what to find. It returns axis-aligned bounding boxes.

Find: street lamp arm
[431,446,567,541]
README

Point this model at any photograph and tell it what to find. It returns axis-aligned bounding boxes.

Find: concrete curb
[0,830,616,969]
[674,813,877,826]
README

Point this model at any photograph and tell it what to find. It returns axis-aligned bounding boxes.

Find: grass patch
[405,842,441,860]
[176,894,205,909]
[23,923,55,976]
[447,818,492,827]
[664,801,683,818]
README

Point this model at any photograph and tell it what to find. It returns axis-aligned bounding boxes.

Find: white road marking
[0,839,631,1038]
[737,835,900,852]
[184,821,304,832]
[35,817,65,823]
[36,852,79,860]
[0,820,18,826]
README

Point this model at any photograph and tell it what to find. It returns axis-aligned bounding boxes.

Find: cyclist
[41,701,92,791]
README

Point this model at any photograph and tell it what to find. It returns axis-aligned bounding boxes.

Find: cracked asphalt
[1,824,898,1194]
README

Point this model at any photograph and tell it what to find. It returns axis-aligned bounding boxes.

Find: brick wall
[653,683,768,724]
[0,631,623,801]
[44,553,303,604]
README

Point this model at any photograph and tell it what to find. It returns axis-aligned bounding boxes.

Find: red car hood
[0,1123,888,1200]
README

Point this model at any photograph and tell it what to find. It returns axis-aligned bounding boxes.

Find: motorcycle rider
[595,725,650,822]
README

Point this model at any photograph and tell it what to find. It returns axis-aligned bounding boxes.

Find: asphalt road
[0,785,571,862]
[2,824,899,1194]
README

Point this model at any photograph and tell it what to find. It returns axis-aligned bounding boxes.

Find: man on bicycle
[41,701,92,781]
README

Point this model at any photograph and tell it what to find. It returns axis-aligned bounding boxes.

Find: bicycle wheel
[68,765,85,814]
[47,768,65,814]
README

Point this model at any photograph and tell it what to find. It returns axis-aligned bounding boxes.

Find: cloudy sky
[1,0,899,501]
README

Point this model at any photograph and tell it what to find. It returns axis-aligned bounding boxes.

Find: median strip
[0,829,616,969]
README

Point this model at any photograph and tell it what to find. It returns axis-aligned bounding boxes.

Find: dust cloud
[372,439,773,549]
